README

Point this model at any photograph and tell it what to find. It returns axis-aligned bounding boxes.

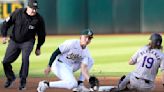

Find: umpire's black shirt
[1,8,46,49]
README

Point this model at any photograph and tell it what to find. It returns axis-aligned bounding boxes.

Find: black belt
[58,59,63,63]
[135,77,150,84]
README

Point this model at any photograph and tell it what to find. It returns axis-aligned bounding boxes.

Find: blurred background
[0,0,164,35]
[1,0,164,77]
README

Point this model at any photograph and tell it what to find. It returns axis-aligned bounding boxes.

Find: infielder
[37,29,99,92]
[114,33,164,92]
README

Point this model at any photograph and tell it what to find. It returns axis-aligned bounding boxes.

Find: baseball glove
[89,76,99,91]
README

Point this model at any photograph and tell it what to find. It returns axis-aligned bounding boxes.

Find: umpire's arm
[1,9,18,44]
[1,9,18,37]
[36,16,46,50]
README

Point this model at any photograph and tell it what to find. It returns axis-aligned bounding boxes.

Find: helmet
[149,33,162,47]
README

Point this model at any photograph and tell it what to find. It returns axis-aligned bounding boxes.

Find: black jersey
[1,8,46,49]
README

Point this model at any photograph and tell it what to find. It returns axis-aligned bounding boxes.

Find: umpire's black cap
[81,28,94,38]
[28,0,38,9]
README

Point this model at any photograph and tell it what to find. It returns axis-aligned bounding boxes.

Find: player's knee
[2,60,9,65]
[2,58,15,64]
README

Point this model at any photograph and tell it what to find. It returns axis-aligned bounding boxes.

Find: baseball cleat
[72,87,79,92]
[4,78,16,88]
[110,87,120,92]
[72,85,90,92]
[37,80,48,92]
[19,83,26,90]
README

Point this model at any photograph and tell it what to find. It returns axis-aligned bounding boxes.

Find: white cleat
[72,87,79,92]
[37,80,48,92]
[72,85,90,92]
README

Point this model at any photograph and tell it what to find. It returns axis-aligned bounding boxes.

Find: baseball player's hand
[2,37,7,44]
[35,49,41,56]
[44,67,51,76]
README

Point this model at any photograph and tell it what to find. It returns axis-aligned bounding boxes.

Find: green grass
[0,34,162,77]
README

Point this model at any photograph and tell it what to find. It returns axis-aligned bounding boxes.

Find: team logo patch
[33,3,37,6]
[29,25,35,29]
[88,30,92,35]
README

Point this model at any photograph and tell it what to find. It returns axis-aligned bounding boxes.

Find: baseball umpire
[1,0,46,90]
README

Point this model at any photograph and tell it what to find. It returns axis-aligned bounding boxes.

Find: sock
[44,81,49,87]
[78,81,83,85]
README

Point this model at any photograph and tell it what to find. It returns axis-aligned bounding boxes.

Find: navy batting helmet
[150,33,162,47]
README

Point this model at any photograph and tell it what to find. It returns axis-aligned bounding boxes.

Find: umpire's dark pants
[2,39,34,84]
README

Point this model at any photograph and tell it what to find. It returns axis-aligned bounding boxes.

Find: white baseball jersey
[49,39,93,89]
[58,39,93,69]
[131,46,164,82]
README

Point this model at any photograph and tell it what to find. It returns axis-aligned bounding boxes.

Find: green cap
[81,28,93,37]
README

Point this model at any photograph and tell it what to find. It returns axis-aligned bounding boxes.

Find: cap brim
[88,35,93,38]
[32,7,39,9]
[29,6,39,9]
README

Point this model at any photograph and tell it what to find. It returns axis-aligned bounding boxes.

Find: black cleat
[4,78,16,88]
[19,78,27,90]
[19,83,26,90]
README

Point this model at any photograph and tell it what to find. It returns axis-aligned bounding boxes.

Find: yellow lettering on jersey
[0,3,23,19]
[3,4,9,19]
[0,4,2,18]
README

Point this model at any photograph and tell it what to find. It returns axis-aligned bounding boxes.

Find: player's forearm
[81,63,90,81]
[161,71,164,85]
[83,70,90,81]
